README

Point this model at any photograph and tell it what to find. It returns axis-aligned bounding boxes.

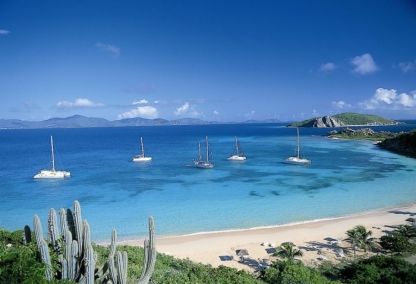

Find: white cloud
[153,100,159,104]
[360,88,416,110]
[213,110,219,115]
[57,98,104,108]
[398,61,416,73]
[118,106,159,119]
[96,42,120,57]
[351,53,378,75]
[320,62,336,72]
[0,29,10,35]
[174,102,190,116]
[132,99,149,105]
[332,100,351,109]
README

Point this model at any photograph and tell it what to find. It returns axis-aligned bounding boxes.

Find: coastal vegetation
[378,130,416,158]
[327,128,398,141]
[2,201,416,283]
[290,112,396,128]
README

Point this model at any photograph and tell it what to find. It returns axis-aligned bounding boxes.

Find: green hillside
[289,113,396,127]
[333,113,395,125]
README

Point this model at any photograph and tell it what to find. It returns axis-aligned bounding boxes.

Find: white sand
[120,204,416,271]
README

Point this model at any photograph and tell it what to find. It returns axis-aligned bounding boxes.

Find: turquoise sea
[1,123,415,240]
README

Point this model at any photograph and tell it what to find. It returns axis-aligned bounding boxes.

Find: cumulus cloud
[174,102,190,115]
[174,102,201,117]
[398,60,416,73]
[351,53,378,75]
[132,99,149,105]
[96,42,120,57]
[0,29,10,35]
[118,106,159,119]
[213,110,219,115]
[332,100,351,109]
[360,88,416,110]
[57,98,104,108]
[320,62,336,72]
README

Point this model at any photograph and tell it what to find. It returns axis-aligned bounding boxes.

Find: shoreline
[113,203,416,270]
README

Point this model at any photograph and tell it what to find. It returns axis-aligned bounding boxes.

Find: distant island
[289,112,397,128]
[0,115,282,129]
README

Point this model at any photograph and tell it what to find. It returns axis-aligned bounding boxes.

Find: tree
[379,225,416,255]
[345,228,361,256]
[273,242,303,262]
[345,225,375,256]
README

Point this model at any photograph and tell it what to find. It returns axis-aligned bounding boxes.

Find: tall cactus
[138,216,156,284]
[25,201,156,284]
[85,243,95,284]
[33,215,53,280]
[48,208,60,248]
[73,200,83,257]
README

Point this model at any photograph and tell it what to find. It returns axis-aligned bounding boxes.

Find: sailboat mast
[140,137,145,157]
[205,136,209,163]
[235,137,239,155]
[198,142,202,161]
[296,128,300,158]
[50,136,55,171]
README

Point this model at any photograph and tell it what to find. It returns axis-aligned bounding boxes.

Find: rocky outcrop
[312,116,344,128]
[290,113,396,128]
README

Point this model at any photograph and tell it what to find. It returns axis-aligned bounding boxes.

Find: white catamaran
[227,136,246,161]
[284,127,311,165]
[133,137,152,162]
[195,136,214,169]
[33,136,71,179]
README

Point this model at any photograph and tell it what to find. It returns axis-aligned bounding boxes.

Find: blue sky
[1,0,416,121]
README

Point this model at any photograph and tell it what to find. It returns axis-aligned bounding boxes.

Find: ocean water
[0,123,416,240]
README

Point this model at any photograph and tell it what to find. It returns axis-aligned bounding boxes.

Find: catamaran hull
[132,157,152,162]
[33,170,71,179]
[195,162,214,169]
[284,157,311,165]
[227,155,247,161]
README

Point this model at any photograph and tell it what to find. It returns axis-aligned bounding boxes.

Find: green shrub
[337,255,416,284]
[262,261,337,284]
[0,229,47,284]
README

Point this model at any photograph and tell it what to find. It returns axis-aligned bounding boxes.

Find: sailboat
[284,127,311,165]
[194,136,214,169]
[133,137,152,162]
[227,137,246,161]
[33,136,71,179]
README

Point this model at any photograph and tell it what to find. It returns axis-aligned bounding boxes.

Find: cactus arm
[71,240,79,280]
[85,244,95,284]
[73,200,84,257]
[137,216,156,284]
[48,208,60,248]
[59,208,68,241]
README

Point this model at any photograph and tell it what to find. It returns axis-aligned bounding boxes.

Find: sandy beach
[120,204,416,271]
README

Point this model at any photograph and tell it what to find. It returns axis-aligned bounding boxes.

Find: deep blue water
[1,123,416,240]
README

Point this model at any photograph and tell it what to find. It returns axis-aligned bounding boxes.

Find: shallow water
[0,123,415,240]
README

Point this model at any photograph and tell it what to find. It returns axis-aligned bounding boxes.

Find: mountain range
[0,115,282,129]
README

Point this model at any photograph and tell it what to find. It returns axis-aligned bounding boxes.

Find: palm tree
[355,225,376,253]
[345,228,361,256]
[273,242,303,262]
[345,225,375,256]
